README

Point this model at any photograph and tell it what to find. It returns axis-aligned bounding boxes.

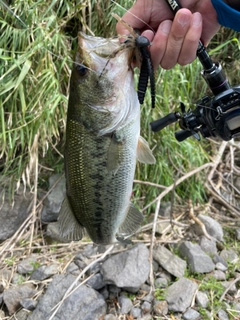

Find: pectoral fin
[58,196,84,241]
[118,202,144,236]
[137,136,156,164]
[107,134,124,174]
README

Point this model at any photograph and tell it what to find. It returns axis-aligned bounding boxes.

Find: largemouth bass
[58,32,155,244]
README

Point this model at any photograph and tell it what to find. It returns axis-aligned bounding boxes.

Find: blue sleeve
[211,0,240,31]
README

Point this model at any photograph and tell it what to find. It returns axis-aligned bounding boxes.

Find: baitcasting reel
[150,0,240,142]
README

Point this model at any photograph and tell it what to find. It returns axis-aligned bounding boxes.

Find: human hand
[116,0,220,70]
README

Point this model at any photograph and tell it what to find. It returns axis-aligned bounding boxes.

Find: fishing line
[110,0,156,34]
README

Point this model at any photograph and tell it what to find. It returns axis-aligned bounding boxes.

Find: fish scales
[58,32,156,244]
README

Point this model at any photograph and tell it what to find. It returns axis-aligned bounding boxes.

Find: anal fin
[118,203,143,236]
[58,196,84,241]
[137,136,156,164]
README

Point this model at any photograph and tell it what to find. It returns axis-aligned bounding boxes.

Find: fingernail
[177,13,190,28]
[192,12,202,27]
[160,20,171,34]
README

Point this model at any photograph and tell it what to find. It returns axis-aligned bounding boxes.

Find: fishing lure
[112,13,155,108]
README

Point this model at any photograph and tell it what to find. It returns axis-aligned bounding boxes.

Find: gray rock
[17,256,38,274]
[3,284,37,315]
[220,249,239,263]
[166,277,198,312]
[153,245,186,278]
[141,293,154,303]
[0,293,3,305]
[218,309,229,320]
[27,274,106,320]
[15,309,30,320]
[213,255,228,267]
[86,273,106,290]
[45,222,70,243]
[101,243,150,292]
[216,262,228,272]
[212,270,226,281]
[199,235,218,255]
[30,264,59,281]
[198,215,224,241]
[104,315,117,320]
[183,308,201,320]
[195,291,209,308]
[66,262,79,275]
[236,229,240,241]
[0,186,32,241]
[155,277,168,288]
[20,298,38,311]
[130,307,142,318]
[41,174,66,222]
[118,295,133,314]
[178,241,215,273]
[153,300,168,316]
[12,273,26,285]
[99,286,109,300]
[222,281,237,294]
[141,301,152,313]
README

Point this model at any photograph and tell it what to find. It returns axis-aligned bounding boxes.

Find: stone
[27,274,106,320]
[118,295,133,314]
[101,243,150,292]
[199,235,218,255]
[183,308,201,320]
[14,309,30,320]
[218,309,229,320]
[213,255,228,268]
[153,245,186,278]
[30,264,59,281]
[104,315,117,320]
[20,298,38,311]
[0,186,32,241]
[141,301,152,313]
[212,270,226,281]
[41,174,66,222]
[86,273,106,290]
[166,277,198,312]
[130,307,142,318]
[153,300,168,316]
[178,241,215,273]
[236,229,240,241]
[195,291,209,308]
[216,262,228,272]
[155,277,168,288]
[66,262,79,275]
[222,281,237,294]
[198,215,224,241]
[17,256,38,274]
[3,284,37,315]
[220,249,239,263]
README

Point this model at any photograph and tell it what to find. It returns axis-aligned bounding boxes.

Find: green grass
[1,0,240,211]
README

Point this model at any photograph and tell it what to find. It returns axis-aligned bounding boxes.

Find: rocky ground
[1,140,240,320]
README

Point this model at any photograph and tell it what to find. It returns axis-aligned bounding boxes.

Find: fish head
[68,32,139,135]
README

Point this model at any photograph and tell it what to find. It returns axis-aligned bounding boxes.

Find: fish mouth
[77,32,132,76]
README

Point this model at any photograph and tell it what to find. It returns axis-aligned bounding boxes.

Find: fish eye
[76,64,88,76]
[136,36,150,48]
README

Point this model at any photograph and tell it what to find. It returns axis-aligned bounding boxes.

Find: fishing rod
[150,0,240,142]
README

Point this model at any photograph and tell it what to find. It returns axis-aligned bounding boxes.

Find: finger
[160,8,193,70]
[149,20,172,70]
[177,12,202,66]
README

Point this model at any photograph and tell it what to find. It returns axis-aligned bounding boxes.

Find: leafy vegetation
[1,0,240,214]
